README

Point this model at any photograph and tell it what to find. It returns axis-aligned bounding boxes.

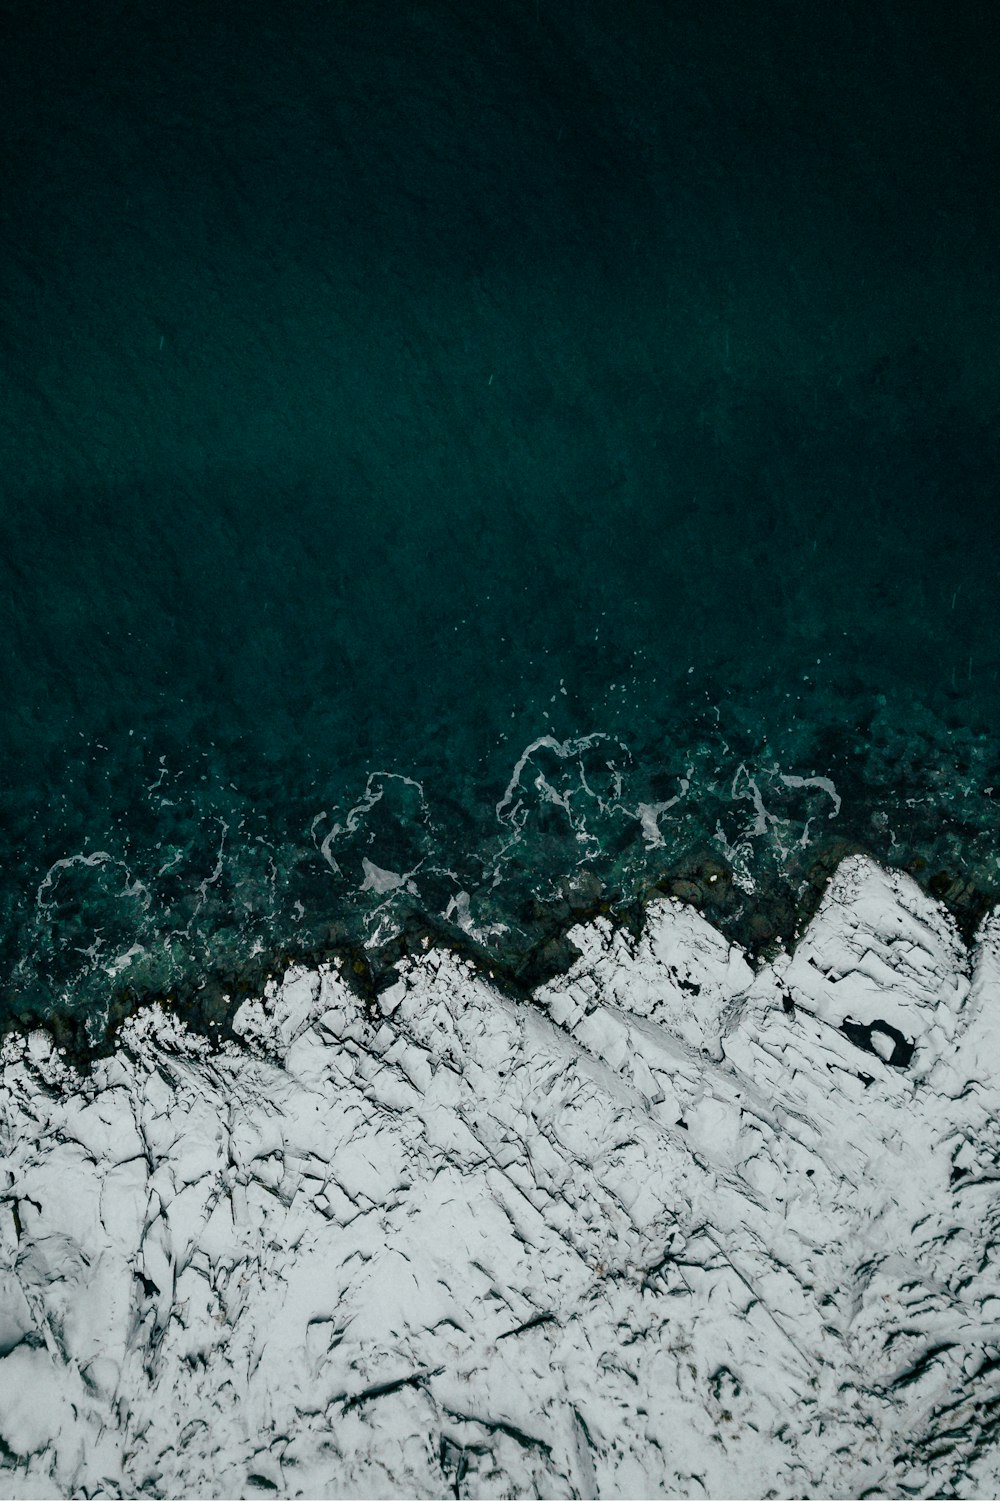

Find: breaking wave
[4,663,998,1044]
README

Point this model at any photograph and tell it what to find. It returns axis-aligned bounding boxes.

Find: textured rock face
[2,854,1000,1498]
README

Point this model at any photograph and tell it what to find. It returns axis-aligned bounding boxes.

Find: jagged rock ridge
[2,855,1000,1498]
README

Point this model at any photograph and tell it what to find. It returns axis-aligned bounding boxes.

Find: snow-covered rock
[1,856,999,1498]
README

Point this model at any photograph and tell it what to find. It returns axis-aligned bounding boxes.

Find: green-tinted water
[2,0,998,1035]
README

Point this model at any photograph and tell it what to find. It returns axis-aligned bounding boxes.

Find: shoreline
[5,832,996,1073]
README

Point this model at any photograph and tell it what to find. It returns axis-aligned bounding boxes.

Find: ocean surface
[2,0,998,1039]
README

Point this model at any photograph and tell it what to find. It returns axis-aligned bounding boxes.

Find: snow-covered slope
[2,855,1000,1498]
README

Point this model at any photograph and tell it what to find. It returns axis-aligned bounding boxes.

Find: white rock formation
[1,855,999,1498]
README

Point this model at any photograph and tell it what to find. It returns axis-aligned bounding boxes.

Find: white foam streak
[105,943,145,978]
[360,860,408,896]
[779,772,842,818]
[731,763,786,838]
[633,774,691,848]
[36,852,114,910]
[155,849,184,878]
[36,852,151,916]
[495,734,615,830]
[194,819,229,909]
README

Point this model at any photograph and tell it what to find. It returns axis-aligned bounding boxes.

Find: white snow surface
[2,854,1000,1498]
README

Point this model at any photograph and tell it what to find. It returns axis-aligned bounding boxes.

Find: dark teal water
[2,0,999,1037]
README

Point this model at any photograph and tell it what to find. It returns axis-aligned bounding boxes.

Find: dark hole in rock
[841,1017,915,1069]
